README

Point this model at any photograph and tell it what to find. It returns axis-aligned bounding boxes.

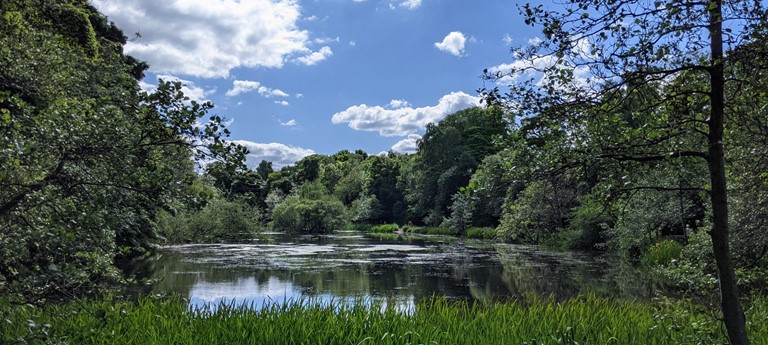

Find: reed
[3,294,767,344]
[369,223,400,233]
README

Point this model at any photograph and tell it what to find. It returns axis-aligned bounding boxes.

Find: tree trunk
[708,1,750,344]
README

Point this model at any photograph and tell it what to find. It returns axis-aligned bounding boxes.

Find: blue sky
[93,0,541,169]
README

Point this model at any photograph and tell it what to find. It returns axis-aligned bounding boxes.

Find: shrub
[271,196,348,233]
[370,224,400,233]
[465,227,496,239]
[426,227,458,235]
[644,239,683,267]
[157,198,261,243]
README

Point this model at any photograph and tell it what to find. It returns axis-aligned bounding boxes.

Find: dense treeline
[2,0,767,329]
[0,0,244,303]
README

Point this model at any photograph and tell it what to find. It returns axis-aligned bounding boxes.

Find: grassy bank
[3,295,767,344]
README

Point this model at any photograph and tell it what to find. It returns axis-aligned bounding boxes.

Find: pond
[128,231,664,311]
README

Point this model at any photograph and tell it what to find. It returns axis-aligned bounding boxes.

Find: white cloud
[391,134,421,153]
[138,80,156,93]
[388,99,410,109]
[296,46,333,66]
[399,0,422,9]
[144,74,216,102]
[349,41,357,47]
[93,0,312,78]
[488,53,594,91]
[226,80,289,98]
[331,91,480,137]
[275,100,291,106]
[528,37,543,46]
[304,15,319,21]
[280,119,298,126]
[295,93,304,98]
[435,31,467,57]
[314,37,340,45]
[231,140,314,169]
[503,33,513,45]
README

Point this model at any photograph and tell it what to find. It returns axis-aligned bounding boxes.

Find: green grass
[465,227,497,239]
[369,223,400,233]
[3,294,767,344]
[405,226,458,235]
[644,239,684,267]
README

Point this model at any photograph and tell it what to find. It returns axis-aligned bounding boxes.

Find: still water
[131,231,661,310]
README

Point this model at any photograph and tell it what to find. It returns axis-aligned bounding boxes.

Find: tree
[484,1,766,343]
[405,107,506,224]
[256,160,273,180]
[0,0,243,303]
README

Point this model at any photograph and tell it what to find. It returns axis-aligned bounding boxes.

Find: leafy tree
[270,182,347,233]
[406,107,506,224]
[156,197,260,243]
[365,155,406,224]
[484,0,767,342]
[256,160,273,180]
[0,0,243,303]
[442,192,473,234]
[205,162,267,208]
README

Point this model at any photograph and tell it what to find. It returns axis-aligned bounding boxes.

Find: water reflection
[131,231,663,310]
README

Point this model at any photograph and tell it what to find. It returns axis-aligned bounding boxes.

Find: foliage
[369,223,400,233]
[441,192,473,234]
[270,184,348,234]
[465,227,496,240]
[404,107,506,224]
[3,294,768,344]
[496,179,575,244]
[155,198,261,243]
[405,226,458,236]
[644,240,684,267]
[556,191,613,251]
[652,230,719,294]
[483,0,768,341]
[0,0,243,303]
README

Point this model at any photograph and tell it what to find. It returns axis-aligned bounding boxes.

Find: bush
[271,195,348,233]
[370,224,400,233]
[157,198,261,243]
[426,227,458,235]
[403,226,458,236]
[465,227,496,239]
[643,239,684,267]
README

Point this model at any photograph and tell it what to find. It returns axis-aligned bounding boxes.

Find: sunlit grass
[369,223,400,233]
[3,294,767,344]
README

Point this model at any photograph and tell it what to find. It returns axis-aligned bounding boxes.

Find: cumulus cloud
[391,134,421,153]
[314,37,340,44]
[502,33,513,45]
[487,35,598,92]
[296,46,333,66]
[528,37,544,46]
[143,74,216,102]
[280,119,298,126]
[93,0,313,78]
[331,91,480,137]
[388,99,410,109]
[487,54,593,90]
[226,80,289,98]
[399,0,422,9]
[231,140,315,169]
[435,31,467,57]
[274,100,291,106]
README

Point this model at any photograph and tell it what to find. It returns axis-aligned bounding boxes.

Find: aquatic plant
[3,294,766,344]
